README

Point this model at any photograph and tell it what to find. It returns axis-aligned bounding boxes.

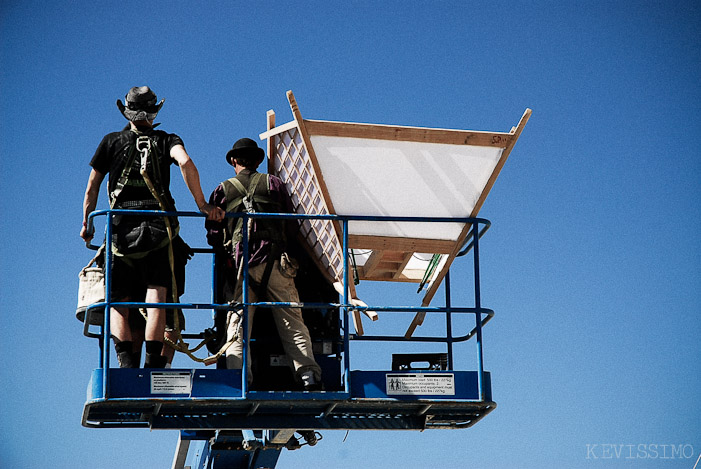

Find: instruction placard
[150,371,192,395]
[386,373,455,396]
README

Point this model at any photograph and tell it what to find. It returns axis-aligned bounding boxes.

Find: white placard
[150,371,192,395]
[386,373,455,396]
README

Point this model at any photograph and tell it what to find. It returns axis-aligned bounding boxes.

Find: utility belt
[115,199,162,209]
[111,198,179,259]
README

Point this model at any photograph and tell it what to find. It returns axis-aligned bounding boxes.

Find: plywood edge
[305,119,513,148]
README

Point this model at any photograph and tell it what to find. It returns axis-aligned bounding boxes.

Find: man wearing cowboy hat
[205,138,322,390]
[80,86,225,368]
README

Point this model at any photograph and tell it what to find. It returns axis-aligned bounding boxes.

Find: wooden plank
[359,250,384,278]
[406,108,532,337]
[265,110,276,174]
[469,108,532,218]
[356,250,421,283]
[258,119,299,140]
[348,234,456,254]
[392,252,414,280]
[304,119,513,148]
[288,91,339,216]
[359,271,422,283]
[286,91,343,276]
[287,91,347,257]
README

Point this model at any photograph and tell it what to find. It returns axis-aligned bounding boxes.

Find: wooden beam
[287,91,339,215]
[258,119,298,140]
[359,250,384,278]
[393,252,414,280]
[304,119,513,148]
[359,271,422,283]
[348,235,456,254]
[265,110,276,174]
[470,108,532,218]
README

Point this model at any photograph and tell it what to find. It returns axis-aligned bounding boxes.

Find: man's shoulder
[267,173,287,192]
[96,129,131,151]
[101,129,130,141]
[267,173,284,185]
[147,128,180,141]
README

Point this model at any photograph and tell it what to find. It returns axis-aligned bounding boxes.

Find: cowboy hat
[116,86,165,121]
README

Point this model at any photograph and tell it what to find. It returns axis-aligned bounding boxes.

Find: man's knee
[146,285,168,301]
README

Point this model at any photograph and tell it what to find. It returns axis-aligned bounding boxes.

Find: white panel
[310,136,503,241]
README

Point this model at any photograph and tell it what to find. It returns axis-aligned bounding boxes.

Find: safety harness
[221,172,286,299]
[221,172,285,248]
[111,131,223,364]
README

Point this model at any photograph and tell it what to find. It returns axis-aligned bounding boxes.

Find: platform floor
[83,368,494,431]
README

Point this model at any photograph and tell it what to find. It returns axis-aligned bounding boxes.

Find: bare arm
[81,168,106,242]
[171,144,225,222]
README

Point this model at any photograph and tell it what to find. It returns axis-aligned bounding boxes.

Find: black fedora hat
[116,86,165,121]
[226,138,265,166]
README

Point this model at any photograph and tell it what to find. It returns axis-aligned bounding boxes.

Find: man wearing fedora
[205,138,322,390]
[80,86,225,368]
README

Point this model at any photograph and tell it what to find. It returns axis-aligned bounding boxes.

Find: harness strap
[109,137,140,207]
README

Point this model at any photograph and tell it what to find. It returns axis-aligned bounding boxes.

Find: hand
[80,224,94,243]
[199,203,225,222]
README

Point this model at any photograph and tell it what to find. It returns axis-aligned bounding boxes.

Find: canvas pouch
[76,246,105,325]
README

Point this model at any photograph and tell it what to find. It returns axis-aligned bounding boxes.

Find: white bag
[76,246,105,325]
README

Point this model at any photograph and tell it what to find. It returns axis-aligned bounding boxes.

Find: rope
[417,254,441,293]
[135,136,231,365]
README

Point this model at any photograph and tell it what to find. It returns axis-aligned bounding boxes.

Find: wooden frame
[405,108,532,337]
[260,91,531,337]
[263,92,367,334]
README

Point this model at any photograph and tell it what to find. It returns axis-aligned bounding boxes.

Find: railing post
[241,213,249,397]
[342,217,350,393]
[445,270,454,370]
[472,222,485,401]
[102,211,113,399]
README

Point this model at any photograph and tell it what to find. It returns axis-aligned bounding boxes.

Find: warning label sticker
[386,373,455,396]
[151,371,192,395]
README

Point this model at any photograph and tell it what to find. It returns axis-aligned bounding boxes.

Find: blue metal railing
[84,209,493,401]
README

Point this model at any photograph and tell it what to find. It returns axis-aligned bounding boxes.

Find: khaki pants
[225,260,321,383]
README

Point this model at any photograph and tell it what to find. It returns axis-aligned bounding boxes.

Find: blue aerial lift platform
[81,209,496,468]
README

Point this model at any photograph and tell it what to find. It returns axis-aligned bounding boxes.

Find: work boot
[115,341,136,368]
[300,371,323,391]
[144,353,167,368]
[144,341,167,368]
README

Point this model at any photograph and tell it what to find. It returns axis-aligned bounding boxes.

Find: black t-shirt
[90,127,184,205]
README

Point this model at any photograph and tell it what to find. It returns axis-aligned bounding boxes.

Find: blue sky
[1,1,699,468]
